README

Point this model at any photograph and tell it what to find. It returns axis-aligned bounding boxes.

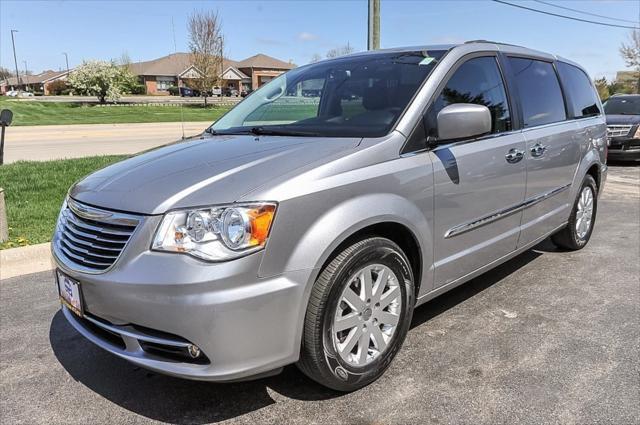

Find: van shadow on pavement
[49,245,543,424]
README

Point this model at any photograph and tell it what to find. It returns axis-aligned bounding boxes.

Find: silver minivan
[53,41,607,391]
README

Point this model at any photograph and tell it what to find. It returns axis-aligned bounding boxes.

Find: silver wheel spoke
[356,328,371,364]
[334,313,360,332]
[361,269,373,302]
[372,268,388,303]
[377,311,400,327]
[342,287,365,311]
[379,285,400,309]
[370,325,388,352]
[339,326,361,354]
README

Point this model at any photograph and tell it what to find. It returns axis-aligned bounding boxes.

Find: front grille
[53,198,139,272]
[607,125,633,138]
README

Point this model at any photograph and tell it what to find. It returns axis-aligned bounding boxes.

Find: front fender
[259,192,433,293]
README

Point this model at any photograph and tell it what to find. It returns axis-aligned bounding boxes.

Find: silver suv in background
[52,41,607,391]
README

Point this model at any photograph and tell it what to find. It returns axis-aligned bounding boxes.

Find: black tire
[552,175,598,250]
[297,237,415,391]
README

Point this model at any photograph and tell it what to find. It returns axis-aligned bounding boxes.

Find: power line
[492,0,640,30]
[533,0,638,24]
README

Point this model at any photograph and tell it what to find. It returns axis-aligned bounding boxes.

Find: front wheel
[552,175,598,250]
[297,237,415,391]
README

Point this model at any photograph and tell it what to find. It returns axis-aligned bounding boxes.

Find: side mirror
[436,103,491,142]
[0,109,13,126]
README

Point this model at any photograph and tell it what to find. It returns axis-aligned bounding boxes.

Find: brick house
[0,69,70,95]
[129,52,295,95]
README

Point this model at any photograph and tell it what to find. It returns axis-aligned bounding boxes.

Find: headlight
[634,126,640,139]
[152,203,277,261]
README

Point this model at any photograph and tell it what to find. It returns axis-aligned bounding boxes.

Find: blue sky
[0,0,636,80]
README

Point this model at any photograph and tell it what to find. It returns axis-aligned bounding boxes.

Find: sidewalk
[0,243,52,280]
[3,121,209,163]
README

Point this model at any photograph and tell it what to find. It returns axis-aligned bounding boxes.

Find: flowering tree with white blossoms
[68,60,136,103]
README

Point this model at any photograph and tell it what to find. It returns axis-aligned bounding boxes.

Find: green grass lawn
[0,156,126,249]
[0,99,231,126]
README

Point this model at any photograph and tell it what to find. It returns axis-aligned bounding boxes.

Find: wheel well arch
[586,163,601,190]
[317,221,423,297]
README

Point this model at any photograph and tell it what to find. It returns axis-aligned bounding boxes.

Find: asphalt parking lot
[1,164,638,425]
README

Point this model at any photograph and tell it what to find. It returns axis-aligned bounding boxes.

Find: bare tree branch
[189,10,224,105]
[620,30,640,93]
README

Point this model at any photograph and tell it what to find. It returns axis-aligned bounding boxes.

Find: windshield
[210,50,446,138]
[604,97,640,115]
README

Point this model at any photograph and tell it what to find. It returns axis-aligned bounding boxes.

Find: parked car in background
[211,86,222,97]
[604,94,640,162]
[5,90,18,97]
[223,87,239,97]
[241,89,253,97]
[53,41,606,392]
[179,87,200,97]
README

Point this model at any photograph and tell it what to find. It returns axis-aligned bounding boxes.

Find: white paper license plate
[57,270,83,316]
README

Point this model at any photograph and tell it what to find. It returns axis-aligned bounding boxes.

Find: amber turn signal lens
[248,205,276,246]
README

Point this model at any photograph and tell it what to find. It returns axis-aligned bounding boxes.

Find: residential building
[0,69,70,94]
[128,52,295,95]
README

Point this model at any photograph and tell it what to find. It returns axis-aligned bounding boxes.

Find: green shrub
[127,83,147,95]
[167,86,179,96]
[47,79,70,95]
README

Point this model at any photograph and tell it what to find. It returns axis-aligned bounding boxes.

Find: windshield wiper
[249,126,319,137]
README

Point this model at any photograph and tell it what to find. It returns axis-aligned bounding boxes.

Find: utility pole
[62,52,69,74]
[368,0,380,50]
[22,61,28,91]
[10,30,21,91]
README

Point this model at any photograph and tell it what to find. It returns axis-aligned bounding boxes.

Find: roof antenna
[172,17,186,140]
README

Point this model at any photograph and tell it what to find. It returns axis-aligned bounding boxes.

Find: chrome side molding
[444,183,571,238]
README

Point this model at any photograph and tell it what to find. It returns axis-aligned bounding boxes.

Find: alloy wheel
[575,186,594,240]
[332,264,402,367]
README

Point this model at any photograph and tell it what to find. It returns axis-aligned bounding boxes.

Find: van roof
[334,40,588,76]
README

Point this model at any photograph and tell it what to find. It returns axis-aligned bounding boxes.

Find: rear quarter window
[508,57,567,127]
[557,62,601,118]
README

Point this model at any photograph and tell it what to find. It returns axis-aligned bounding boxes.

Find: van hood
[70,134,360,215]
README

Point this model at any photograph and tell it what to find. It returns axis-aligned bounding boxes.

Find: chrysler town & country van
[53,41,607,391]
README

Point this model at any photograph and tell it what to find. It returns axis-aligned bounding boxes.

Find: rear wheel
[297,237,415,391]
[552,175,598,250]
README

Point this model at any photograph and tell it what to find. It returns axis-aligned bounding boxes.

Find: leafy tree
[326,43,355,59]
[594,77,610,101]
[620,30,640,94]
[189,10,224,106]
[68,60,136,103]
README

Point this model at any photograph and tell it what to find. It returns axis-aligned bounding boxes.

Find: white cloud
[297,32,319,41]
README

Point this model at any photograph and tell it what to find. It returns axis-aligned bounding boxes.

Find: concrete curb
[0,243,53,280]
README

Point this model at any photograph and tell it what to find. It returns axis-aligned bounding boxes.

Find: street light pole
[62,52,69,74]
[10,30,21,91]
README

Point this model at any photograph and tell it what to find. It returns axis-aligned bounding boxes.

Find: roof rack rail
[464,39,525,49]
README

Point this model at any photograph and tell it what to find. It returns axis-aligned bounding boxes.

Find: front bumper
[608,137,640,162]
[54,245,314,382]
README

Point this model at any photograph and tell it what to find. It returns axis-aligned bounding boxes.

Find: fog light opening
[187,344,202,358]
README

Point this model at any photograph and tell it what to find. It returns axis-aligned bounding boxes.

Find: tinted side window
[508,58,566,127]
[426,56,511,139]
[557,62,601,118]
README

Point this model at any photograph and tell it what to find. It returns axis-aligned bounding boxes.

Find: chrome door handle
[530,143,548,158]
[505,148,524,163]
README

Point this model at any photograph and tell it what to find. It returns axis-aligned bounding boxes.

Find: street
[2,121,209,163]
[1,164,638,425]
